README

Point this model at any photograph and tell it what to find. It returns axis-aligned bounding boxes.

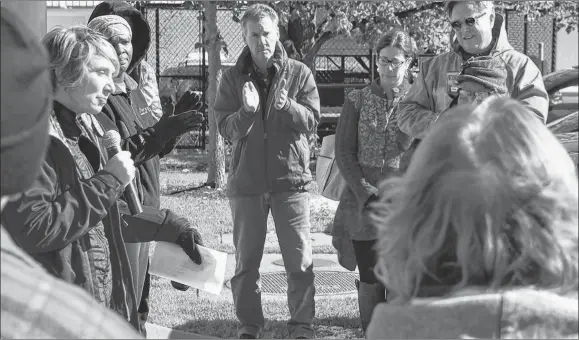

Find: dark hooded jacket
[1,103,188,333]
[88,1,181,302]
[215,42,320,197]
[88,1,150,80]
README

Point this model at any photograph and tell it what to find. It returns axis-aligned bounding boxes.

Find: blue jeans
[229,191,315,338]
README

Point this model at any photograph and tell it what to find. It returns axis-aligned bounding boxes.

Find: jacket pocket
[230,139,245,176]
[289,136,309,173]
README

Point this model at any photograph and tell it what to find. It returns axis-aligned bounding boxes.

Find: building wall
[47,8,94,31]
[556,29,579,70]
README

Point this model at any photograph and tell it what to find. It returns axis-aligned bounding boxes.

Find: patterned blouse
[354,80,412,169]
[333,78,413,241]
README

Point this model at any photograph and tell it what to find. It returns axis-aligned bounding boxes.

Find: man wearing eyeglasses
[397,1,549,140]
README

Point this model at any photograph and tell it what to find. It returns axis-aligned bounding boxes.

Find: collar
[236,41,287,76]
[53,101,82,142]
[112,73,139,95]
[369,77,411,99]
[51,101,105,143]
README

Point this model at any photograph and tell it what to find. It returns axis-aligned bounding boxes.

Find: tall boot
[357,281,386,334]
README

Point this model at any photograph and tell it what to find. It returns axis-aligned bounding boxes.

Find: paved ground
[188,237,358,302]
[146,323,218,339]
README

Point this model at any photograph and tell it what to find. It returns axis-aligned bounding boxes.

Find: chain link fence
[139,5,249,149]
[140,4,206,149]
[138,3,557,148]
[505,10,556,74]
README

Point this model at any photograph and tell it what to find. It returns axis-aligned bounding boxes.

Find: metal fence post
[155,8,160,84]
[538,42,545,74]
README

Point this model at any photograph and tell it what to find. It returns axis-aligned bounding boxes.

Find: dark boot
[357,281,386,334]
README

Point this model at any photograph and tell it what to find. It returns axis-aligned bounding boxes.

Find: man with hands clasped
[215,4,320,339]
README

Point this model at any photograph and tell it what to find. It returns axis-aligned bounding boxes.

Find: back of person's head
[372,96,579,301]
[41,25,119,90]
[0,6,52,199]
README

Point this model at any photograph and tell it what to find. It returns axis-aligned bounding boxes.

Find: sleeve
[335,90,378,205]
[140,61,163,121]
[1,145,125,253]
[281,67,321,133]
[512,57,549,123]
[119,206,187,244]
[397,59,440,139]
[99,105,165,167]
[215,69,256,141]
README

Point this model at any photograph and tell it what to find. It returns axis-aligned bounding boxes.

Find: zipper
[262,66,285,192]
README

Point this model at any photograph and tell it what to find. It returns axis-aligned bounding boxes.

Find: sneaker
[239,334,256,339]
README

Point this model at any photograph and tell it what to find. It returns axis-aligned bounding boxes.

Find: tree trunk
[205,2,227,189]
[302,30,334,70]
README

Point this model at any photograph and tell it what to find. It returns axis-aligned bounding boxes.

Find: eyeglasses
[376,57,406,68]
[450,12,487,30]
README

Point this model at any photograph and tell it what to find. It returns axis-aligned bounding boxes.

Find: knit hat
[457,56,508,94]
[1,7,52,196]
[87,14,132,40]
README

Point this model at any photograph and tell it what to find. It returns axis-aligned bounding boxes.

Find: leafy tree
[136,0,578,190]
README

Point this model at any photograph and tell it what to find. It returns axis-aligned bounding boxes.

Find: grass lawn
[146,150,362,339]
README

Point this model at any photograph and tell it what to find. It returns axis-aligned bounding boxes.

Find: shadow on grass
[174,316,362,339]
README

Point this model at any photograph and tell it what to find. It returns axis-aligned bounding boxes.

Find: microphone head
[102,130,121,149]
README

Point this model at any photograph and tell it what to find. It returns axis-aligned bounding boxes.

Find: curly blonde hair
[372,96,578,302]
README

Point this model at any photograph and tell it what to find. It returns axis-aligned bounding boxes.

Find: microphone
[102,130,143,216]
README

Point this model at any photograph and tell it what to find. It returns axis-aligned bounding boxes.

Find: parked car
[545,66,578,165]
[544,65,578,125]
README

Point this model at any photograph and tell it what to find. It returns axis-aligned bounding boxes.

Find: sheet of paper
[149,242,227,295]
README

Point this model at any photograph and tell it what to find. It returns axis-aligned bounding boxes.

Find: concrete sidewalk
[146,323,218,339]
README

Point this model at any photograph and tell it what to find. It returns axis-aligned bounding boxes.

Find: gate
[136,1,207,150]
[505,10,557,74]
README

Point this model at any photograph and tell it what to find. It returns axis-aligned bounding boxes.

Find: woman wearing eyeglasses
[331,28,415,335]
[397,0,549,141]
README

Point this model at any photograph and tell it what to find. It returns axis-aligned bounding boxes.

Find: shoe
[295,336,310,339]
[239,334,256,339]
[171,281,190,291]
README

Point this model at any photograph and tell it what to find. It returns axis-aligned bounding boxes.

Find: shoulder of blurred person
[0,226,143,339]
[367,287,578,339]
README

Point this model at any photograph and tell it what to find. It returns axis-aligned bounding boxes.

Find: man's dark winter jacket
[215,42,320,197]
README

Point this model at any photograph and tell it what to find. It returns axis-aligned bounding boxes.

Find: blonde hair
[41,25,119,90]
[373,96,579,302]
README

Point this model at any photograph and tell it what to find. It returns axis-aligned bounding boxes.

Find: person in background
[89,1,163,121]
[214,4,320,339]
[1,25,203,334]
[332,29,414,334]
[367,97,578,339]
[397,0,549,141]
[0,8,142,339]
[87,7,204,334]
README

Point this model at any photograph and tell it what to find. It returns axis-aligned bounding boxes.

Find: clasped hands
[242,79,289,114]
